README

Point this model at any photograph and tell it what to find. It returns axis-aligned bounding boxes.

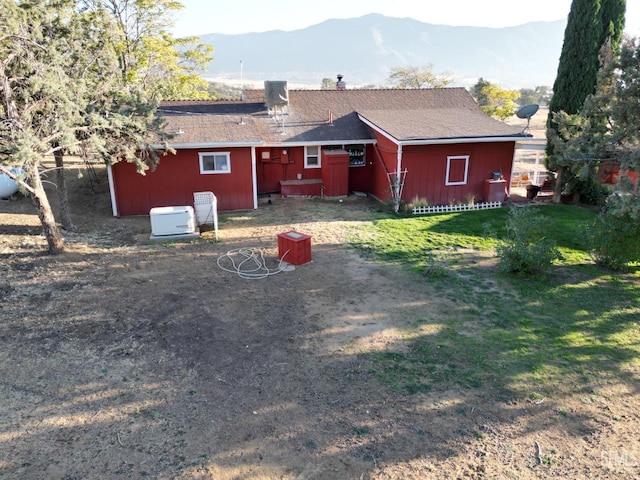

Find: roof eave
[399,136,527,146]
[153,141,264,149]
[261,139,377,147]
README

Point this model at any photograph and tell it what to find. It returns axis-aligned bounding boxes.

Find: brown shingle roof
[158,101,263,145]
[358,108,524,141]
[158,88,526,146]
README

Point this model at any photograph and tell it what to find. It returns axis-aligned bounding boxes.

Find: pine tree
[0,0,168,254]
[51,1,213,231]
[549,37,640,268]
[552,37,640,200]
[546,0,626,202]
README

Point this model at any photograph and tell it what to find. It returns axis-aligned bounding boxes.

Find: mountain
[197,14,566,89]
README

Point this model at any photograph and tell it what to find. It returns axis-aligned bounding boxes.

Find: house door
[257,158,283,194]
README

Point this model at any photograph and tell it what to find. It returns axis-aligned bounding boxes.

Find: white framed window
[304,146,321,168]
[199,152,231,174]
[445,155,469,185]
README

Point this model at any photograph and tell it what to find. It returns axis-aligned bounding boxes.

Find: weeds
[494,206,563,274]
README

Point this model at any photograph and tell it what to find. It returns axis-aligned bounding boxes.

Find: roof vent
[336,74,346,91]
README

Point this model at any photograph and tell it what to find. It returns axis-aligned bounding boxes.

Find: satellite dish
[516,104,539,134]
[517,104,539,119]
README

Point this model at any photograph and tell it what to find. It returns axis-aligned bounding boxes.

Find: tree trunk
[2,60,62,253]
[54,147,76,231]
[27,162,64,254]
[552,166,567,204]
[571,189,581,204]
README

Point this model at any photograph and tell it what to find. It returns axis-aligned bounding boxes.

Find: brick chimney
[336,74,346,90]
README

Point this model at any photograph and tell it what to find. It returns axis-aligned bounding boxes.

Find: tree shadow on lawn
[420,258,640,395]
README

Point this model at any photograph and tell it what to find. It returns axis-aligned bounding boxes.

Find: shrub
[579,177,610,206]
[422,251,450,278]
[495,206,562,274]
[582,202,640,270]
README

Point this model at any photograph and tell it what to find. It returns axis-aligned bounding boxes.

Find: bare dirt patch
[1,166,639,479]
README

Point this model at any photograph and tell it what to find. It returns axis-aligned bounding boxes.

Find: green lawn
[348,205,640,399]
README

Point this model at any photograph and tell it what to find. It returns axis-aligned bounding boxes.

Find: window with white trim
[445,155,469,185]
[304,146,321,168]
[199,152,231,174]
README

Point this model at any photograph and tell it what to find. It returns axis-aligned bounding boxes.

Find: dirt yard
[1,166,639,479]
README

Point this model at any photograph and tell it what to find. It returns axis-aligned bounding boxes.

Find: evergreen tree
[546,0,626,202]
[0,0,167,254]
[47,1,212,231]
[471,77,492,107]
[599,0,626,52]
[550,37,640,268]
[549,1,603,118]
[550,38,640,203]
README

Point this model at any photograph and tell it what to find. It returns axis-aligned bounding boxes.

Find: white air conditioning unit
[149,206,196,236]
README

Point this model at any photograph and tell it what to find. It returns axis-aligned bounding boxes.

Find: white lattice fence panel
[412,201,502,215]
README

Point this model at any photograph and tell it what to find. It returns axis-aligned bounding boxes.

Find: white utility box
[149,206,196,236]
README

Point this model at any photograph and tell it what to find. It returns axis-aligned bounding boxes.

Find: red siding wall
[401,142,515,205]
[111,140,516,215]
[368,136,515,206]
[348,145,376,193]
[256,146,323,194]
[369,134,403,204]
[112,148,254,216]
[257,146,372,196]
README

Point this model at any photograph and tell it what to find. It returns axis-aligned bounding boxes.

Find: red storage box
[483,179,506,203]
[277,231,312,265]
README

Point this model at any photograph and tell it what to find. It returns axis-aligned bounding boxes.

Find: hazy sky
[173,0,640,37]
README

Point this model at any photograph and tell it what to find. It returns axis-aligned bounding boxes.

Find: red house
[108,82,529,216]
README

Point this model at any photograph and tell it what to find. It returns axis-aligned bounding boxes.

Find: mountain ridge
[197,14,566,89]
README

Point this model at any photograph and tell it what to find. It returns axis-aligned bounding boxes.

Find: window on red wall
[304,146,321,168]
[445,155,469,185]
[199,152,231,174]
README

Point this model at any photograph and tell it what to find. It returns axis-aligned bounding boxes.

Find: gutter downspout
[508,142,517,203]
[106,163,118,217]
[251,146,258,210]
